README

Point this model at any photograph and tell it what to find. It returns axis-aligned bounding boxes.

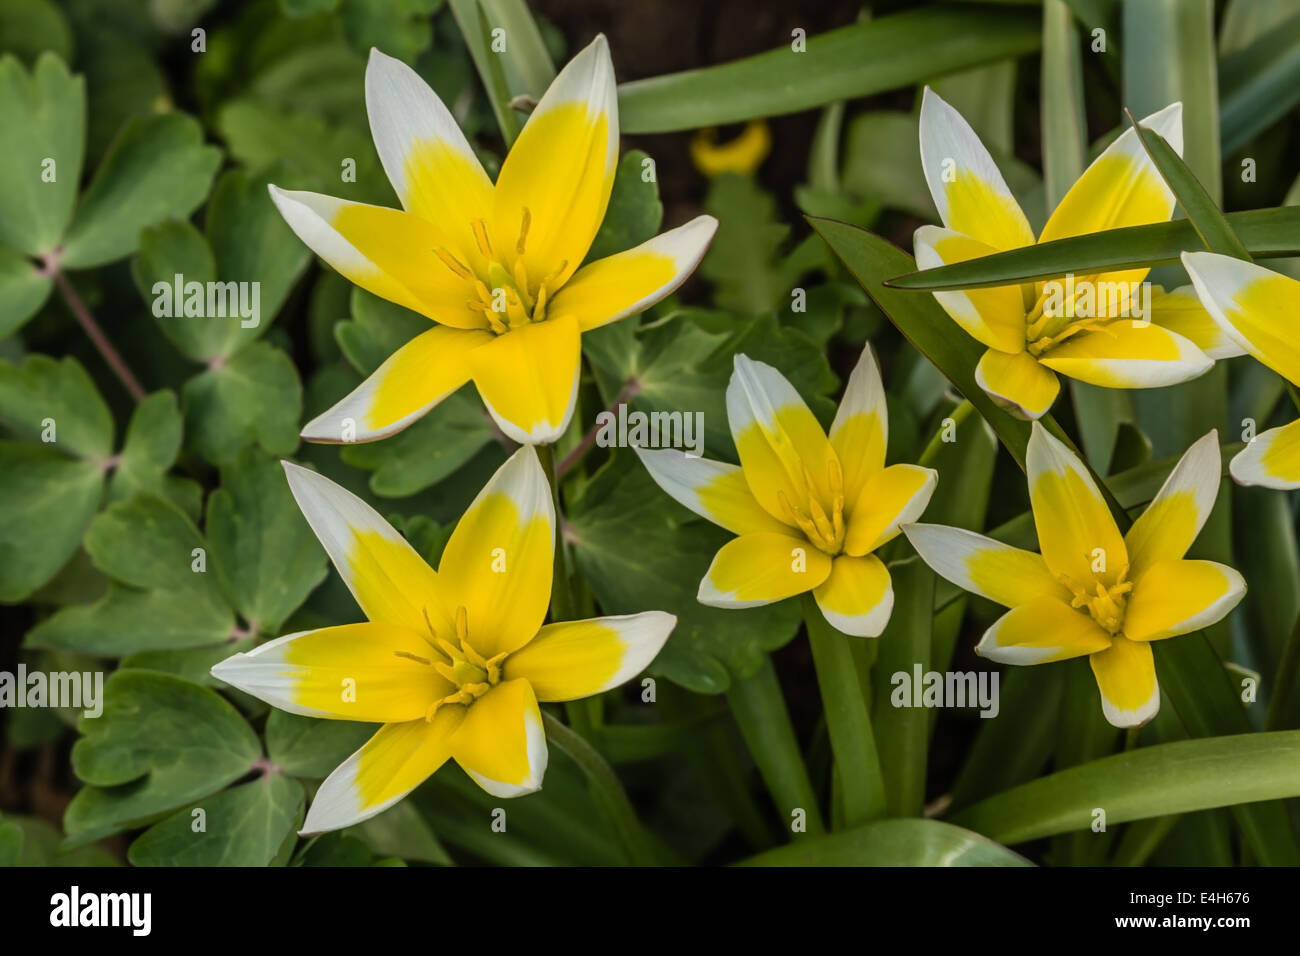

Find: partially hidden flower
[903,424,1245,728]
[689,120,772,177]
[1183,251,1300,489]
[211,446,675,833]
[636,345,936,637]
[271,36,718,445]
[914,88,1239,420]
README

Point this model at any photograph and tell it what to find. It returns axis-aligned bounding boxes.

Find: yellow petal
[1123,559,1245,642]
[548,216,718,332]
[1182,251,1300,385]
[1027,422,1127,587]
[727,354,839,521]
[268,187,486,330]
[1149,285,1245,360]
[829,344,888,504]
[812,553,893,637]
[698,531,832,608]
[504,611,676,701]
[364,48,493,266]
[1040,103,1182,290]
[976,594,1113,665]
[903,522,1073,608]
[1230,416,1300,489]
[918,87,1035,252]
[634,447,792,536]
[492,35,618,292]
[437,446,553,658]
[281,461,455,637]
[301,326,492,442]
[450,679,547,798]
[1089,635,1160,728]
[468,315,581,444]
[914,226,1029,354]
[975,347,1060,420]
[1124,431,1221,578]
[1036,321,1211,389]
[210,623,452,722]
[843,464,937,556]
[302,706,465,834]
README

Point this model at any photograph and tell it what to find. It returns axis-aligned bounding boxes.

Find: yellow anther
[517,207,532,256]
[393,650,431,666]
[471,219,493,259]
[433,247,474,281]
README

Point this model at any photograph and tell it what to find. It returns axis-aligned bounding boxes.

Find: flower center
[777,457,846,556]
[1061,566,1134,635]
[1024,282,1114,357]
[432,208,568,335]
[414,605,507,721]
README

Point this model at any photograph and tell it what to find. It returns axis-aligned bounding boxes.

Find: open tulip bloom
[1183,251,1300,489]
[210,447,675,833]
[904,424,1245,728]
[913,89,1242,420]
[270,35,717,445]
[636,345,937,637]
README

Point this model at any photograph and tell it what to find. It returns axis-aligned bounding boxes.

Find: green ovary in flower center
[432,207,568,335]
[1023,281,1115,357]
[409,605,507,720]
[1062,566,1134,635]
[777,456,847,556]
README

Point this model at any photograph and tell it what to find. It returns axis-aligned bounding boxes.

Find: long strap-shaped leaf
[951,731,1300,847]
[737,818,1030,866]
[885,206,1300,291]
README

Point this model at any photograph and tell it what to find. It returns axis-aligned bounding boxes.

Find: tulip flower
[913,88,1233,419]
[1183,251,1300,489]
[269,36,717,445]
[211,446,675,833]
[904,424,1244,728]
[637,345,936,637]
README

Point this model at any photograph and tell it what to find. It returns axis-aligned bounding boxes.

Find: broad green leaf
[1127,118,1251,260]
[738,819,1030,867]
[132,218,222,363]
[567,454,800,693]
[0,0,74,67]
[28,494,234,655]
[0,815,22,866]
[338,0,439,64]
[128,775,304,867]
[0,353,113,458]
[207,449,328,633]
[206,165,313,346]
[447,0,522,144]
[698,174,803,317]
[106,390,199,515]
[124,638,257,688]
[617,6,1041,133]
[335,287,430,377]
[0,442,102,602]
[78,30,168,164]
[1220,11,1300,155]
[952,730,1300,846]
[5,815,118,866]
[60,111,222,269]
[264,709,373,779]
[1040,0,1086,210]
[217,99,388,206]
[884,207,1300,290]
[584,150,663,264]
[341,387,499,497]
[65,671,261,844]
[0,52,83,257]
[182,341,302,464]
[0,245,52,338]
[354,799,453,866]
[478,0,554,99]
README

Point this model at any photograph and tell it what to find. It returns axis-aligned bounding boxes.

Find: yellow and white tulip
[915,88,1230,419]
[211,446,675,833]
[637,345,936,637]
[904,424,1244,728]
[1183,251,1300,489]
[271,36,717,445]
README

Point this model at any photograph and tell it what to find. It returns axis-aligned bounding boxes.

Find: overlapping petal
[976,595,1112,665]
[1229,417,1300,489]
[842,464,937,556]
[901,523,1071,608]
[828,343,888,501]
[468,313,581,445]
[505,611,676,701]
[449,679,548,798]
[975,347,1060,420]
[633,447,791,536]
[812,553,893,638]
[698,531,832,608]
[1037,321,1211,389]
[913,226,1028,354]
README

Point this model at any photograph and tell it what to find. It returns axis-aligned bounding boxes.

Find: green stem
[536,442,597,736]
[1265,609,1300,730]
[726,656,825,837]
[802,593,886,828]
[542,712,660,865]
